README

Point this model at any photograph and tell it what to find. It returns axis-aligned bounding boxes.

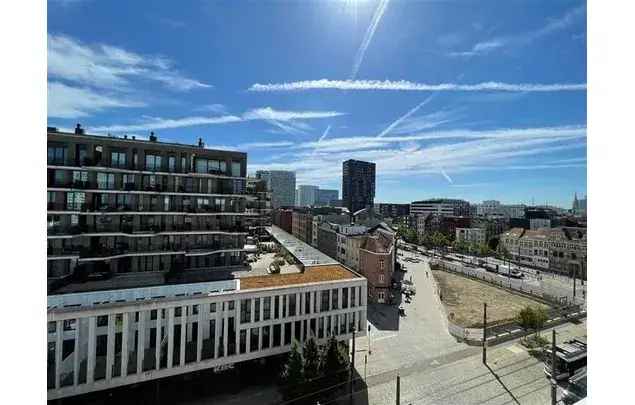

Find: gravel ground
[432,270,550,328]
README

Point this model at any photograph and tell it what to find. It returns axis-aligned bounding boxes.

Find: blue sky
[47,0,587,207]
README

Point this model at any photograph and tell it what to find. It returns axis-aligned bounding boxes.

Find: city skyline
[47,0,586,208]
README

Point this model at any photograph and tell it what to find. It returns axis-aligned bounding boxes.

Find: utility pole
[364,354,368,382]
[551,329,557,405]
[482,303,487,364]
[396,373,401,405]
[350,328,356,404]
[572,265,577,302]
[368,324,372,355]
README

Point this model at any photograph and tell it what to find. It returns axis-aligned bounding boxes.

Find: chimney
[149,131,157,142]
[123,134,128,139]
[74,123,84,135]
[132,136,136,140]
[198,137,205,148]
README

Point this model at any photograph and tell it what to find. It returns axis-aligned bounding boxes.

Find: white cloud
[197,104,228,114]
[319,125,331,142]
[89,107,346,133]
[48,82,145,118]
[48,34,210,91]
[351,0,391,79]
[248,79,586,93]
[92,115,242,132]
[376,95,435,138]
[449,5,586,57]
[239,141,295,149]
[249,125,586,185]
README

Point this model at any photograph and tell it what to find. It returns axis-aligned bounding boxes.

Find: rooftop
[240,264,359,290]
[267,225,339,267]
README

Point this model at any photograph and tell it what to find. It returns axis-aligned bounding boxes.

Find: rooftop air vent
[149,131,158,142]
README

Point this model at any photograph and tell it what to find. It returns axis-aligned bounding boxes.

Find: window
[111,151,127,168]
[351,287,356,308]
[274,296,280,319]
[254,298,260,322]
[195,158,226,174]
[47,191,55,203]
[47,146,67,164]
[379,274,385,283]
[263,297,271,320]
[181,156,187,173]
[331,289,338,310]
[66,192,85,210]
[379,259,385,270]
[132,150,138,168]
[262,325,270,349]
[97,172,115,189]
[145,154,162,171]
[305,292,311,314]
[321,290,330,312]
[54,170,65,185]
[168,156,176,172]
[231,161,241,177]
[210,303,217,313]
[240,299,251,323]
[342,288,349,309]
[72,171,88,184]
[288,294,296,317]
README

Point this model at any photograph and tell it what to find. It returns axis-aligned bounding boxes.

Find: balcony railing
[47,222,247,236]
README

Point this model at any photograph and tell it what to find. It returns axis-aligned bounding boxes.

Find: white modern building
[455,228,486,245]
[47,264,367,400]
[295,185,319,207]
[256,170,296,209]
[410,199,470,217]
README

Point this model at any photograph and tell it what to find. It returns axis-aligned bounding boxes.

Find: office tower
[342,159,376,213]
[295,185,319,207]
[255,170,296,209]
[317,189,339,206]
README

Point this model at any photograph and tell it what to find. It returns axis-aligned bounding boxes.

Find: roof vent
[198,137,205,148]
[74,123,84,135]
[123,134,128,139]
[149,131,157,142]
[132,136,136,140]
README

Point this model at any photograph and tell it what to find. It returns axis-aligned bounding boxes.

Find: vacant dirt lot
[432,270,550,328]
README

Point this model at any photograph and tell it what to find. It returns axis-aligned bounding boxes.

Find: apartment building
[410,198,470,217]
[500,227,587,277]
[47,127,248,292]
[336,226,368,270]
[272,209,293,234]
[376,203,410,218]
[455,228,486,245]
[245,177,272,238]
[291,209,313,244]
[47,264,367,400]
[342,159,376,213]
[359,224,396,303]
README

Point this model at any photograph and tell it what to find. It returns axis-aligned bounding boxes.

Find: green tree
[303,337,320,381]
[533,307,548,338]
[517,306,536,331]
[280,341,305,399]
[321,335,348,384]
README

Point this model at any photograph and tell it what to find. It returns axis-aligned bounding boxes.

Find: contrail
[319,125,331,142]
[351,0,391,79]
[376,95,435,138]
[440,168,454,184]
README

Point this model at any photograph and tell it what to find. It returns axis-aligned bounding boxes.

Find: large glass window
[66,192,85,210]
[195,159,227,174]
[54,170,65,185]
[342,288,349,309]
[254,299,260,322]
[97,172,115,189]
[231,161,241,177]
[111,151,127,168]
[72,171,88,184]
[289,294,296,317]
[331,289,339,310]
[145,154,162,171]
[47,146,67,164]
[168,156,176,172]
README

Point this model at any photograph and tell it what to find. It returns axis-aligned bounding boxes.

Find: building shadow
[485,363,521,405]
[367,302,400,332]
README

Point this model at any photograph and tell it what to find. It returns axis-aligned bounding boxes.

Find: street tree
[280,341,305,399]
[303,337,320,380]
[321,335,348,384]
